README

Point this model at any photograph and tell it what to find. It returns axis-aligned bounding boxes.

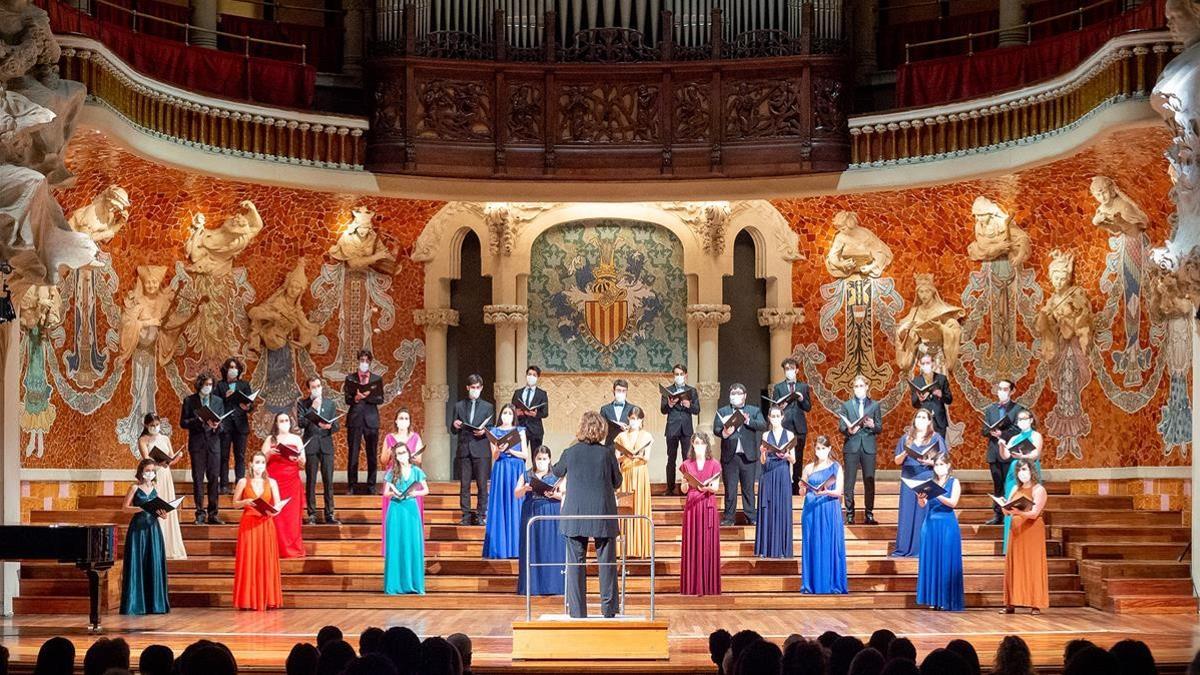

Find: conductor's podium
[512,616,670,660]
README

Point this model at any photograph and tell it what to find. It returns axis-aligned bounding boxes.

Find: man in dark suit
[553,411,623,618]
[599,379,636,448]
[180,372,225,525]
[771,357,813,495]
[712,383,766,526]
[344,349,384,495]
[661,363,700,496]
[910,352,953,438]
[298,376,340,525]
[983,379,1025,524]
[451,374,494,526]
[838,375,882,525]
[217,357,253,495]
[512,365,549,451]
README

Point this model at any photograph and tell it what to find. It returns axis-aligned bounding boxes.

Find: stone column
[688,304,731,420]
[854,0,878,80]
[758,306,805,382]
[0,322,20,615]
[341,0,364,77]
[414,308,459,481]
[485,304,528,408]
[189,0,218,48]
[998,0,1026,47]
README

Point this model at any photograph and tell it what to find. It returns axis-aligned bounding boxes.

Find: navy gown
[916,476,965,611]
[517,471,566,596]
[801,462,847,594]
[483,427,526,559]
[120,487,171,615]
[754,429,794,558]
[892,433,946,558]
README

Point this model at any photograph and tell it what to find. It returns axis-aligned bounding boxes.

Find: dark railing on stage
[523,513,657,621]
[364,2,853,179]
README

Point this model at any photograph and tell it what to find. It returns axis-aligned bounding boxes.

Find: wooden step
[1102,577,1193,596]
[1078,560,1191,580]
[1044,510,1182,527]
[1106,594,1200,614]
[1050,525,1190,545]
[1066,542,1190,561]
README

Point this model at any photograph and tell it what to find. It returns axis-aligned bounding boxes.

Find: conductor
[553,411,624,618]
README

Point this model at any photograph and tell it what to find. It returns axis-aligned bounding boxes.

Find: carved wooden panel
[371,77,405,140]
[557,83,660,144]
[506,82,543,143]
[414,78,493,141]
[673,81,711,143]
[724,78,804,139]
[812,76,846,137]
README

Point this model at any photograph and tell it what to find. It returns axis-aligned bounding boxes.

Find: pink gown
[680,458,722,596]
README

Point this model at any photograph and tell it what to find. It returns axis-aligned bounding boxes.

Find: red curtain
[40,0,315,107]
[895,1,1164,108]
[219,13,342,73]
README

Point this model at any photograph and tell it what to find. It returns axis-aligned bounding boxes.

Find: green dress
[120,487,171,614]
[383,466,426,594]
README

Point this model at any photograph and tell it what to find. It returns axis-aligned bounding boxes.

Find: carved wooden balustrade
[57,35,368,170]
[365,4,852,178]
[847,30,1176,167]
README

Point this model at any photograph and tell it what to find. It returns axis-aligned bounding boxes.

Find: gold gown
[615,429,653,558]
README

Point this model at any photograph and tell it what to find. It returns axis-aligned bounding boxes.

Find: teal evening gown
[384,466,426,594]
[120,487,170,614]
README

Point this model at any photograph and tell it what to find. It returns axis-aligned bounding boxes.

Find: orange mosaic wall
[32,131,443,470]
[25,125,1184,473]
[774,127,1183,471]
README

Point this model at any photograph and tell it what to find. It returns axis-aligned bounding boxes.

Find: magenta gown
[681,458,722,596]
[382,432,424,554]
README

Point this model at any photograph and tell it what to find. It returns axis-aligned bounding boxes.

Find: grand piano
[0,524,116,630]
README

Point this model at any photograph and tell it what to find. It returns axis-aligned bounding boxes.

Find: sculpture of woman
[825,211,894,279]
[1035,250,1094,361]
[247,259,319,357]
[895,274,965,371]
[1090,176,1149,237]
[966,197,1030,268]
[327,206,399,275]
[185,201,264,276]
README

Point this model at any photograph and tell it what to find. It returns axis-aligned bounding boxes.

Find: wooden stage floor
[3,606,1200,672]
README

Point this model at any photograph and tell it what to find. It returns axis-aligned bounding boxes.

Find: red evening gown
[681,458,722,596]
[267,452,306,558]
[233,481,283,610]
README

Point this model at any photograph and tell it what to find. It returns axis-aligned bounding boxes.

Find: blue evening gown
[916,476,965,611]
[483,427,525,559]
[120,487,170,614]
[516,471,566,596]
[801,462,847,594]
[754,430,794,558]
[893,433,946,557]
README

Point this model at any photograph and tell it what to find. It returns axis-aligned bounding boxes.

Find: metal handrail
[903,0,1123,62]
[222,0,345,16]
[84,0,309,63]
[523,513,656,622]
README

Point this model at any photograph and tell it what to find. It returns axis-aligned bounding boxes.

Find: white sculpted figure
[895,274,965,371]
[247,259,319,357]
[1035,250,1094,361]
[825,211,894,278]
[185,201,264,276]
[1090,176,1149,237]
[327,206,399,275]
[68,185,130,244]
[1152,0,1200,252]
[118,265,179,365]
[967,196,1031,267]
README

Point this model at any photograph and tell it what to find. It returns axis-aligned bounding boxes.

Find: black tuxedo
[180,392,224,519]
[344,372,384,492]
[451,397,496,520]
[983,400,1025,518]
[660,384,700,491]
[599,400,636,448]
[298,396,339,518]
[217,378,252,489]
[511,386,549,449]
[838,397,882,517]
[910,372,953,436]
[770,379,813,491]
[712,404,766,522]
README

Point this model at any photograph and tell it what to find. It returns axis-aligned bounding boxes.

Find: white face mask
[770,415,783,428]
[397,416,410,431]
[1017,469,1031,484]
[730,393,745,407]
[853,386,867,400]
[920,362,933,374]
[535,458,550,472]
[785,369,797,382]
[252,460,266,477]
[468,387,481,400]
[914,418,930,431]
[200,384,213,396]
[815,446,831,461]
[277,421,291,434]
[614,392,627,405]
[997,388,1011,403]
[934,463,950,478]
[674,374,686,386]
[143,471,156,482]
[227,369,239,380]
[693,444,707,458]
[526,375,538,387]
[629,417,643,431]
[358,362,371,373]
[1017,419,1032,431]
[147,425,160,435]
[311,387,322,399]
[396,451,410,465]
[501,412,514,426]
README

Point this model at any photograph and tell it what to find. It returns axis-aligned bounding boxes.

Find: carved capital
[483,304,529,325]
[422,383,450,403]
[493,382,521,403]
[657,201,730,256]
[687,303,731,327]
[413,308,460,328]
[696,381,722,401]
[758,306,805,329]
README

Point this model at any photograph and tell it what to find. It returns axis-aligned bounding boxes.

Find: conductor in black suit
[217,357,253,495]
[599,379,635,448]
[451,374,494,526]
[910,353,953,438]
[180,372,225,525]
[712,383,767,526]
[345,349,384,495]
[771,357,813,495]
[661,363,700,495]
[512,365,550,451]
[553,410,623,618]
[298,376,340,525]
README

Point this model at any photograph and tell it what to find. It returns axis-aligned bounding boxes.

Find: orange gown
[233,480,284,610]
[1003,492,1050,610]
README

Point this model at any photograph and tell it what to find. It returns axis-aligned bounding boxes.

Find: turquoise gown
[120,487,170,615]
[801,462,847,594]
[1001,430,1040,554]
[916,476,965,611]
[383,466,426,594]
